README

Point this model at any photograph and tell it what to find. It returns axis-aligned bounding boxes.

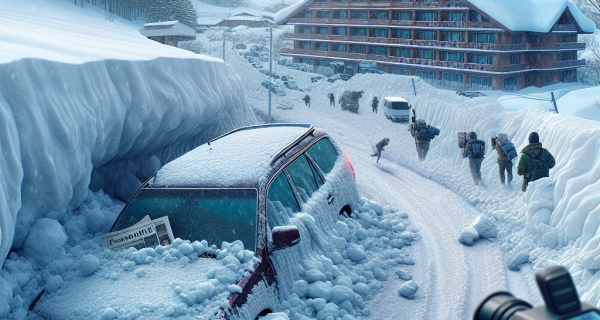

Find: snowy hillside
[0,0,256,270]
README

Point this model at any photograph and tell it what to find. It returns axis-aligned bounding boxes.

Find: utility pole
[412,78,417,96]
[222,29,226,62]
[268,22,273,121]
[551,92,559,114]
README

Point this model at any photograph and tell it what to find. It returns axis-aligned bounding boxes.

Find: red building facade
[277,0,593,91]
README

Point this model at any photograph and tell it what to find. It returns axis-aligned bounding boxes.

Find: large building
[275,0,595,91]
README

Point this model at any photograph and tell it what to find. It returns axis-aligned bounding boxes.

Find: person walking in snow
[517,132,555,192]
[328,93,335,107]
[491,133,514,186]
[372,96,379,113]
[370,137,389,163]
[408,119,439,161]
[302,94,311,108]
[462,131,485,186]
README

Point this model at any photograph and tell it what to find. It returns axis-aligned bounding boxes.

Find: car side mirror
[272,226,301,250]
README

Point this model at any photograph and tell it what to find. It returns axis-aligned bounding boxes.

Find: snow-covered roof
[197,17,223,26]
[385,97,408,103]
[275,0,312,25]
[466,0,596,33]
[150,125,313,188]
[140,20,196,39]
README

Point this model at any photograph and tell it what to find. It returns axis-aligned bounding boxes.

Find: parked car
[457,91,486,98]
[250,44,268,53]
[339,74,353,81]
[277,58,291,66]
[359,61,377,73]
[383,97,411,122]
[258,53,269,62]
[252,62,263,69]
[327,74,340,83]
[234,43,247,50]
[281,75,298,90]
[34,124,357,320]
[310,76,325,83]
[259,69,280,79]
[261,79,287,96]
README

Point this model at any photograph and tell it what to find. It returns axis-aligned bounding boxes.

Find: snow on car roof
[385,97,408,103]
[466,0,595,33]
[150,125,313,188]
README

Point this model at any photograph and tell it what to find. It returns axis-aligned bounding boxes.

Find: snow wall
[0,57,257,267]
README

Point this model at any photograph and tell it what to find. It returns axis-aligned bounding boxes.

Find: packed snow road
[250,95,508,319]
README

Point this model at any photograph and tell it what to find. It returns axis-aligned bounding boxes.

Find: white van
[383,97,410,122]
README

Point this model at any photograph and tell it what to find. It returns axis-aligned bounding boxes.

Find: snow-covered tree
[196,0,248,7]
[147,0,198,28]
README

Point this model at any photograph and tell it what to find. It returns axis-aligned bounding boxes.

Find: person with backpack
[462,131,485,186]
[517,132,555,192]
[302,95,311,108]
[491,133,517,186]
[328,93,335,107]
[408,119,440,161]
[372,96,379,113]
[370,137,389,163]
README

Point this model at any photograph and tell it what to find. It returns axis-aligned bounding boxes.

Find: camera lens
[474,291,533,320]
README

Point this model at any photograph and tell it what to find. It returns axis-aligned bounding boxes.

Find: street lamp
[268,20,273,122]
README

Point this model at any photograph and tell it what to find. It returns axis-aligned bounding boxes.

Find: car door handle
[327,194,334,204]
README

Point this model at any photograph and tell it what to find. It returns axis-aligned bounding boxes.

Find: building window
[315,60,329,66]
[557,34,577,43]
[442,12,466,21]
[391,67,409,75]
[298,58,310,64]
[416,49,434,59]
[316,27,329,35]
[503,77,518,91]
[390,48,411,58]
[331,43,346,52]
[351,11,368,19]
[469,53,494,64]
[369,46,387,55]
[369,28,388,38]
[299,41,311,50]
[512,33,522,44]
[392,29,411,39]
[510,54,521,64]
[471,76,492,87]
[332,10,348,19]
[440,31,465,42]
[416,12,437,21]
[349,45,366,54]
[316,11,329,18]
[314,42,328,51]
[392,11,412,21]
[370,11,389,20]
[332,27,347,36]
[558,51,577,61]
[439,51,464,62]
[350,27,367,36]
[469,33,495,44]
[417,70,435,79]
[416,0,437,2]
[443,73,463,83]
[469,10,490,22]
[392,0,413,2]
[298,26,311,34]
[295,10,311,19]
[416,30,436,40]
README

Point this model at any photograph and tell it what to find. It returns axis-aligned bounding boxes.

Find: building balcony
[280,48,529,73]
[553,59,586,68]
[287,18,499,29]
[309,0,467,8]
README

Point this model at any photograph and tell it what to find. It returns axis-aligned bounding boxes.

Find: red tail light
[345,153,355,177]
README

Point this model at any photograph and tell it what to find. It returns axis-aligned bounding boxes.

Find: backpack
[501,142,518,161]
[469,140,485,159]
[524,151,549,182]
[417,126,440,140]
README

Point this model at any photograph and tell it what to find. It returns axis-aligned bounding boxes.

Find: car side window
[286,155,319,203]
[305,138,338,175]
[267,171,300,228]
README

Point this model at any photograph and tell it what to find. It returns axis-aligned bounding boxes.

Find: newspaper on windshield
[103,215,174,251]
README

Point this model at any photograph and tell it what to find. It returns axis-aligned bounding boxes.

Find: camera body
[474,266,600,320]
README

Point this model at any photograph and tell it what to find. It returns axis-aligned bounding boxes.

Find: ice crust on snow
[466,0,595,33]
[0,0,257,268]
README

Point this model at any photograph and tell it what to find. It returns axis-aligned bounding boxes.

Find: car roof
[384,97,407,103]
[149,124,315,188]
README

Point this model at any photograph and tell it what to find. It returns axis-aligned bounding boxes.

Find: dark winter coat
[408,120,431,145]
[303,95,311,102]
[462,139,485,160]
[375,138,389,151]
[372,98,379,108]
[517,143,555,191]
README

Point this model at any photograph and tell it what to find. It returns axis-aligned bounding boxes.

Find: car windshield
[390,101,409,110]
[112,188,258,250]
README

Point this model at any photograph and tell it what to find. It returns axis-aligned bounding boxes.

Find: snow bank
[0,0,257,268]
[274,0,311,25]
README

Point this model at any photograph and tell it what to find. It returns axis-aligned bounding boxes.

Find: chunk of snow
[508,250,530,270]
[177,243,194,256]
[395,269,412,281]
[215,267,237,284]
[346,245,367,262]
[459,227,480,246]
[79,255,100,276]
[45,275,64,293]
[307,282,332,301]
[23,218,67,266]
[398,280,418,299]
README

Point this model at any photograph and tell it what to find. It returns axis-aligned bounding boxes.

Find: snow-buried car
[34,124,359,319]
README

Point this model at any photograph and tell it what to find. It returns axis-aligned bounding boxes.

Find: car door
[303,138,345,215]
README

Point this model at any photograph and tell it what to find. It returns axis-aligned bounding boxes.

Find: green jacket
[517,143,555,191]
